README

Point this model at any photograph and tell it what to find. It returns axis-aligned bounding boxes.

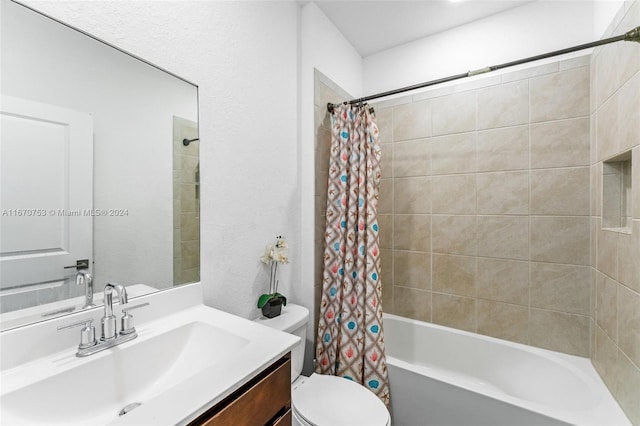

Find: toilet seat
[292,373,390,426]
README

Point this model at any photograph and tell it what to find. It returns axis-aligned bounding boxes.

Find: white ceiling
[315,0,534,57]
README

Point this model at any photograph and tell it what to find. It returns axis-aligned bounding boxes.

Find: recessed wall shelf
[602,150,632,233]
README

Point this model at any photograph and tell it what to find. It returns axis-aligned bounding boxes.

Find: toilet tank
[254,303,309,382]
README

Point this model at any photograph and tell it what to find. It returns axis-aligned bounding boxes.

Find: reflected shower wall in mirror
[173,117,200,285]
[0,0,199,330]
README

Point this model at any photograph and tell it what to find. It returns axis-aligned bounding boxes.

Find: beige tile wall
[590,1,640,424]
[373,54,593,358]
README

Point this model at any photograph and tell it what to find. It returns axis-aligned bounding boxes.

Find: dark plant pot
[261,299,283,318]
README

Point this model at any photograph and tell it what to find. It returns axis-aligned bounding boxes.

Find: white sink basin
[2,321,249,425]
[0,285,299,426]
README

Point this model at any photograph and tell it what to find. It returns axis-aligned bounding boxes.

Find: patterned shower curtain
[315,103,390,406]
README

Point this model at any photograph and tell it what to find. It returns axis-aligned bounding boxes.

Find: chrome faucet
[76,270,96,309]
[102,282,128,340]
[57,281,149,357]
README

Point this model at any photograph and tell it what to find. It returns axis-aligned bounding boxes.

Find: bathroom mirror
[0,0,199,330]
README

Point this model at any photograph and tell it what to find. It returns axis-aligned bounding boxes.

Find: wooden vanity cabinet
[189,353,292,426]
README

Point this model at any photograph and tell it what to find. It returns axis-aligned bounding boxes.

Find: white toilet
[255,303,391,426]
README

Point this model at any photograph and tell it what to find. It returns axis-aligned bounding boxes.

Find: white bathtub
[383,314,630,426]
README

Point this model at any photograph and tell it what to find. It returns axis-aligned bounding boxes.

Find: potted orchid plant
[257,235,289,318]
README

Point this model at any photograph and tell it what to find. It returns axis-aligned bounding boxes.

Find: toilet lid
[293,374,390,426]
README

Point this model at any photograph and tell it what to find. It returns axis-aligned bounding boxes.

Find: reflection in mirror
[173,117,200,285]
[0,0,199,330]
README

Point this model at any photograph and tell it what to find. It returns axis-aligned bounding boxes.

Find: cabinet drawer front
[199,357,291,426]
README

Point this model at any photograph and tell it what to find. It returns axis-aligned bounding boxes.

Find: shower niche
[602,150,633,232]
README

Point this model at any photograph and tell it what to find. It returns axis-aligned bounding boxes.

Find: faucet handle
[57,318,96,349]
[120,303,150,336]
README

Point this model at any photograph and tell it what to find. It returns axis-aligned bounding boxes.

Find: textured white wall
[22,0,300,319]
[300,3,363,99]
[363,1,597,95]
[594,0,626,38]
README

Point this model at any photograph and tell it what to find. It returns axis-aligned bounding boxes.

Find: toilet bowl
[291,373,390,426]
[254,304,390,426]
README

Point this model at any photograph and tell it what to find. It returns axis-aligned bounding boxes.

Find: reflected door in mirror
[0,96,93,299]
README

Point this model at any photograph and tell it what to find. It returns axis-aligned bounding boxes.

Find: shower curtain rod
[327,25,640,113]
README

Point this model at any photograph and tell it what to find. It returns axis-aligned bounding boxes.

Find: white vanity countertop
[113,305,298,426]
[0,283,299,426]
